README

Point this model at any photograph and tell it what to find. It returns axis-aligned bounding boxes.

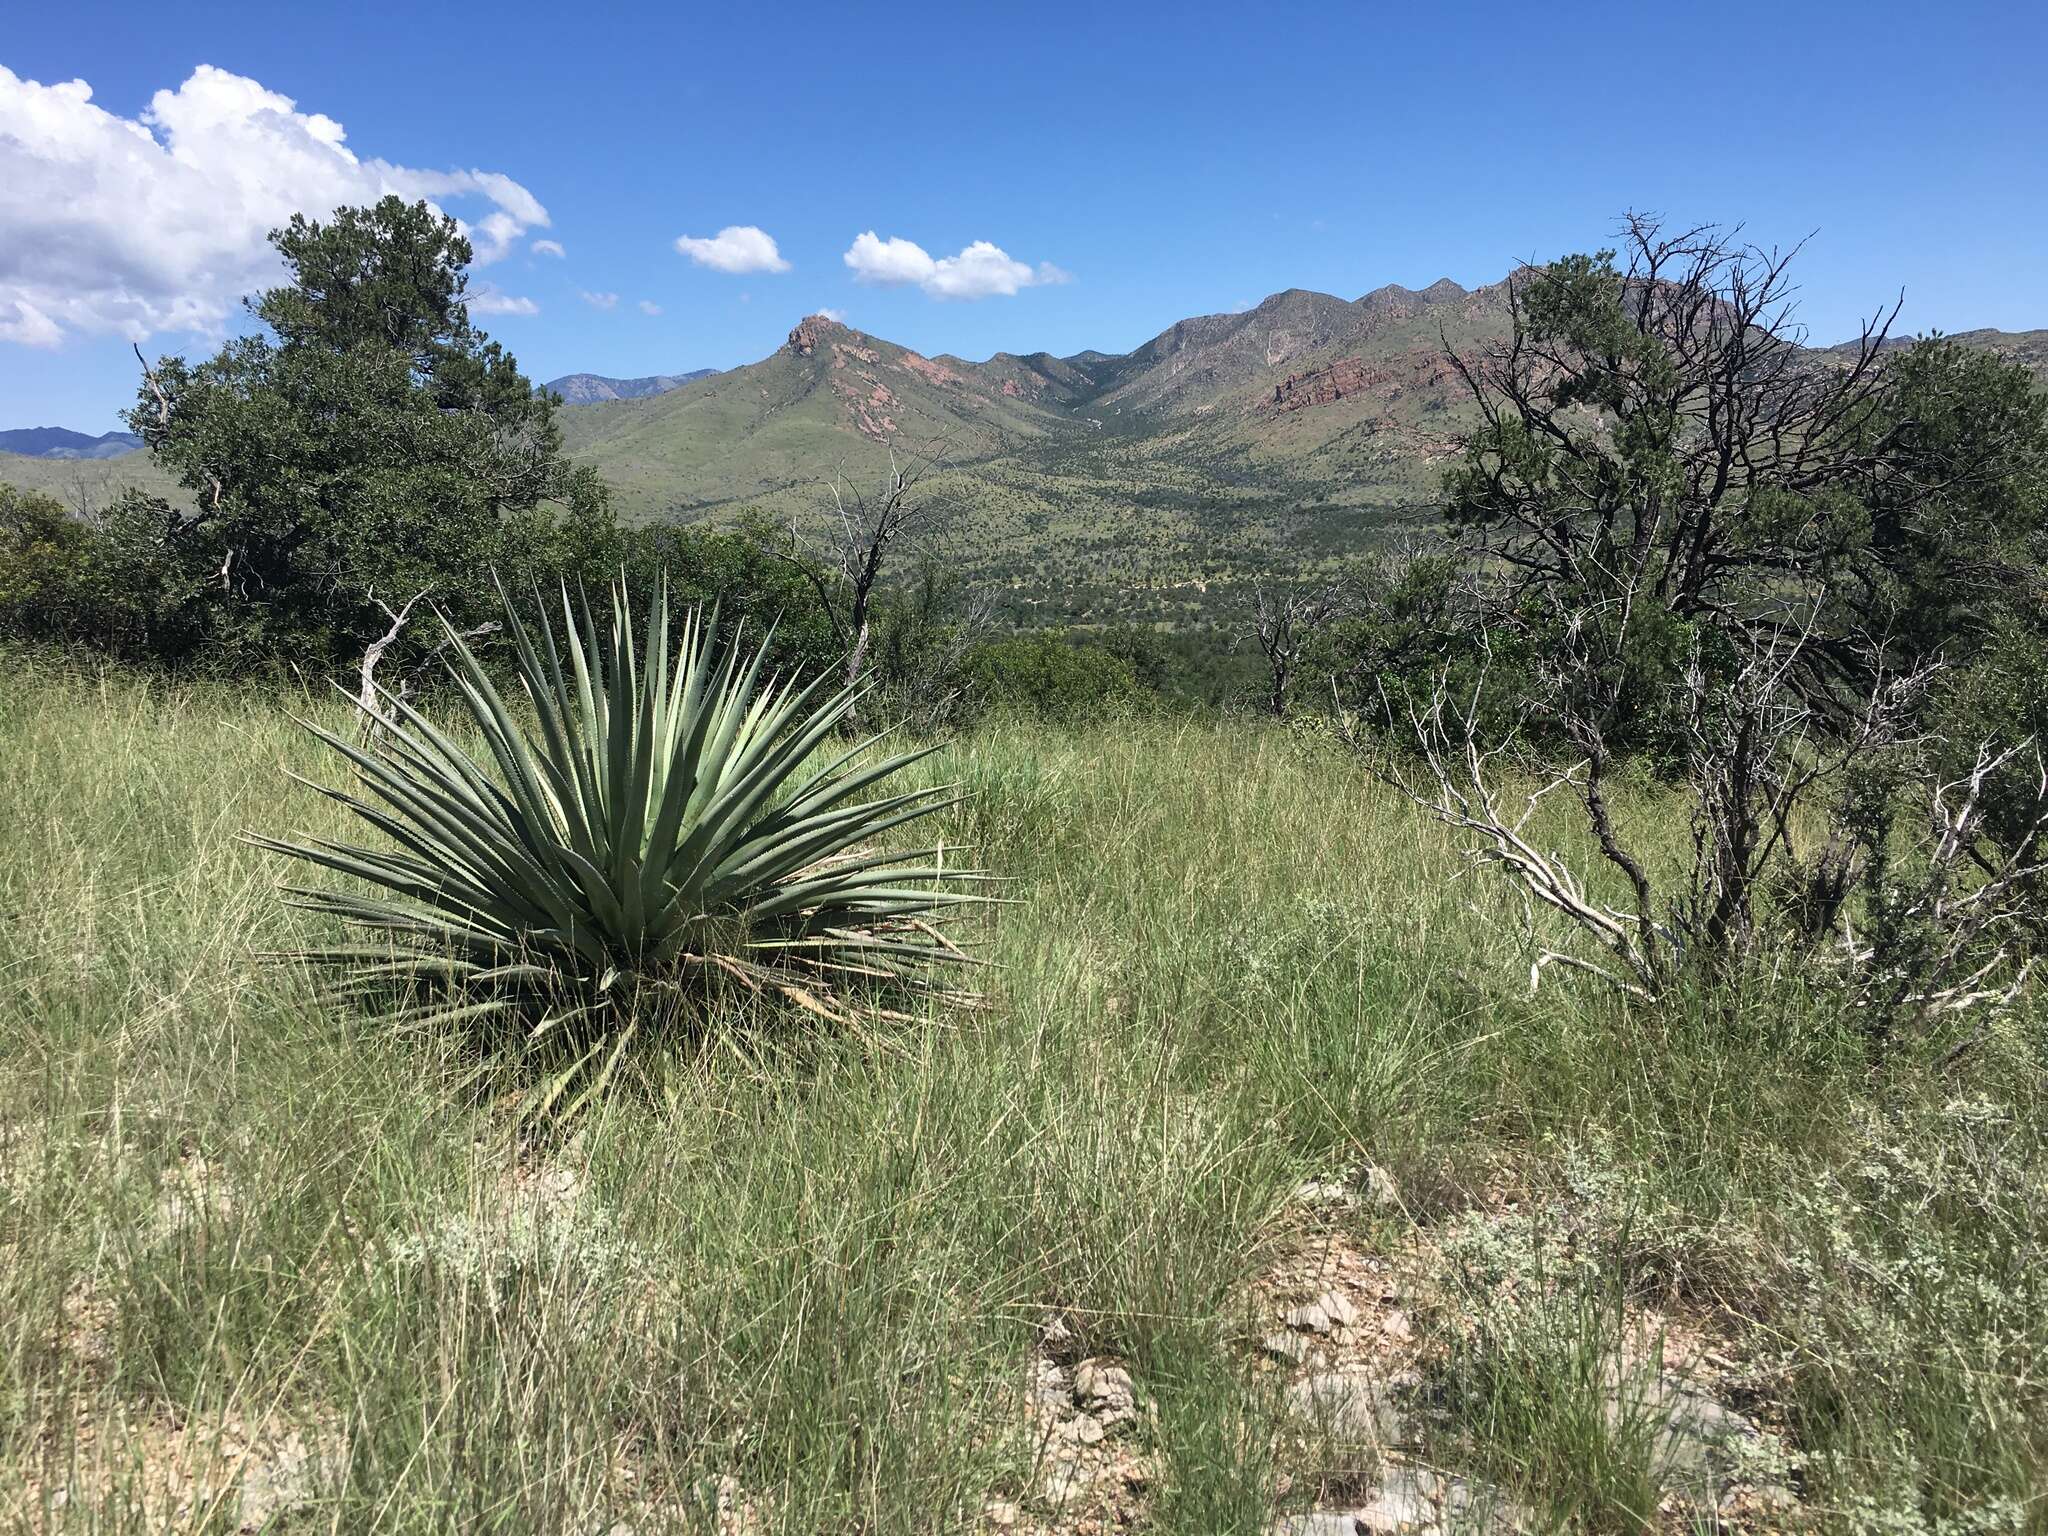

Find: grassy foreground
[2,657,2044,1534]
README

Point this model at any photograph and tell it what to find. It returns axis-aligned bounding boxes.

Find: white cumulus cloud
[842,232,1069,300]
[531,238,566,258]
[468,287,538,317]
[814,307,846,323]
[674,225,789,274]
[638,300,663,316]
[0,63,552,347]
[579,290,620,310]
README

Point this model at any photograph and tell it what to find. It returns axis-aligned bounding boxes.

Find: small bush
[963,634,1143,722]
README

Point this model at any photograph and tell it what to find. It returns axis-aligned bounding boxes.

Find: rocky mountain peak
[1357,283,1420,308]
[786,314,850,357]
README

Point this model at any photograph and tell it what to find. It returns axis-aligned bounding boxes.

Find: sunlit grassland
[2,654,2043,1533]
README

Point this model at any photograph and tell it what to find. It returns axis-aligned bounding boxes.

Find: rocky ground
[13,1146,1814,1534]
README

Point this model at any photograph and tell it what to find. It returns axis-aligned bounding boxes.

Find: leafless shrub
[1251,581,1346,717]
[1381,212,2045,1059]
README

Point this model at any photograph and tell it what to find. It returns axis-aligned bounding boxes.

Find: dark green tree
[1867,340,2048,866]
[1859,338,2048,667]
[126,196,610,671]
[0,485,88,640]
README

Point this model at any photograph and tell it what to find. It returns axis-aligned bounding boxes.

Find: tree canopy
[124,196,610,670]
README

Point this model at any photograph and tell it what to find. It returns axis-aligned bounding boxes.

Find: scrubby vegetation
[2,200,2045,1531]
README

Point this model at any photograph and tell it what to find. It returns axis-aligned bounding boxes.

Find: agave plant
[254,577,987,1085]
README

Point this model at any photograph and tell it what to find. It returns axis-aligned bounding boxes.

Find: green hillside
[553,286,1516,622]
[554,315,1080,517]
[547,289,2048,625]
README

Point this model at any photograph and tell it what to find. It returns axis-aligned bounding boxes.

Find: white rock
[1354,1464,1528,1533]
[1065,1413,1106,1446]
[1034,1454,1098,1509]
[1294,1179,1356,1208]
[1286,1370,1406,1446]
[1318,1288,1361,1327]
[1359,1165,1401,1211]
[1073,1360,1135,1411]
[1271,1514,1360,1536]
[235,1431,323,1531]
[1606,1369,1764,1507]
[1284,1301,1333,1333]
[1294,1165,1401,1213]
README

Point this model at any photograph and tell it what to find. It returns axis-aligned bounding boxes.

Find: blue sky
[4,0,2043,432]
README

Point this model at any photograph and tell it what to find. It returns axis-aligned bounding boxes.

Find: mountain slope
[561,283,1506,517]
[556,316,1085,515]
[7,286,2041,631]
[0,449,178,507]
[550,285,2046,624]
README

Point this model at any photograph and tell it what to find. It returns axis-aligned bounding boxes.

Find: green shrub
[963,635,1142,722]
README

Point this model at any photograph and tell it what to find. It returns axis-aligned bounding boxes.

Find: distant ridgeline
[539,369,721,404]
[6,288,2044,628]
[0,427,143,460]
[548,287,2048,626]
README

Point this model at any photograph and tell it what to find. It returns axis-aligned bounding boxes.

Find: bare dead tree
[1376,658,1669,1001]
[133,342,225,542]
[58,463,126,522]
[1865,742,2048,1063]
[1674,605,1944,961]
[356,590,428,738]
[764,436,959,703]
[1252,580,1346,717]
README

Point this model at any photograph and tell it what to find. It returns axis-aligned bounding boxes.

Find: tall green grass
[2,653,2043,1532]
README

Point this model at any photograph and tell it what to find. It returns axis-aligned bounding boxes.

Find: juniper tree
[127,196,610,670]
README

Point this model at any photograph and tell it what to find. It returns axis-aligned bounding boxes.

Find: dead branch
[1252,580,1346,718]
[357,590,428,739]
[1374,664,1666,1001]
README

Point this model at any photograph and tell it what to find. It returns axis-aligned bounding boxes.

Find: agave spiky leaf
[252,575,990,1049]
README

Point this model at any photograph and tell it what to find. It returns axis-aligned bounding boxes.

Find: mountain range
[6,283,2044,625]
[0,427,145,460]
[551,284,2048,622]
[540,368,721,404]
[550,281,1519,621]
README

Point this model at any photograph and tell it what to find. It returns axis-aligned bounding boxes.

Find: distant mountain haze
[540,369,721,404]
[0,427,144,459]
